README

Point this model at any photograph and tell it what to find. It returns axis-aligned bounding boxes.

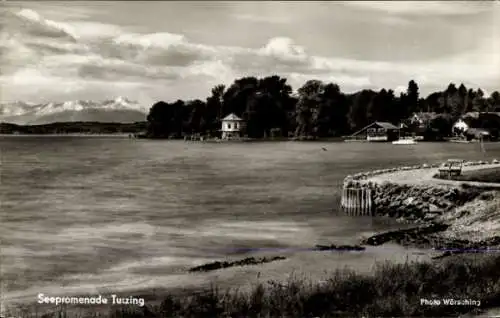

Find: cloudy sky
[1,1,499,106]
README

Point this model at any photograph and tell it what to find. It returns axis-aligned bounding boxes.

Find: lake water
[2,137,500,311]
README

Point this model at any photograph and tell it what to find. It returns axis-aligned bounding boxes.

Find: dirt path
[365,163,500,188]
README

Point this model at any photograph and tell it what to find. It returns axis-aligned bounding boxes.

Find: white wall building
[452,112,481,135]
[221,113,245,139]
[452,118,470,135]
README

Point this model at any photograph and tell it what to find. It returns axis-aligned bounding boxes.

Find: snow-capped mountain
[0,97,148,125]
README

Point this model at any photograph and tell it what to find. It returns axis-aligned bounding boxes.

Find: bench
[438,159,464,178]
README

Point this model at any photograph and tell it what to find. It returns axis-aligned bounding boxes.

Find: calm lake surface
[2,137,500,309]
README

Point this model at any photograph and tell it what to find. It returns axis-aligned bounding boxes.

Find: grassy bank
[14,255,500,318]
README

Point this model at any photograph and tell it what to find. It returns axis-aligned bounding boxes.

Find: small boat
[392,137,417,145]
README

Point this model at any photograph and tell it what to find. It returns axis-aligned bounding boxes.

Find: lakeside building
[221,113,245,140]
[452,112,500,137]
[405,112,439,140]
[409,112,438,128]
[452,112,483,135]
[348,121,400,142]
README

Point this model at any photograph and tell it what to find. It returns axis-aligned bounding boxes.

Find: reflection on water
[1,137,499,307]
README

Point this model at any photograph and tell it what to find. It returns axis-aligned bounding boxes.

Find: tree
[348,90,377,131]
[487,91,500,111]
[446,83,462,119]
[457,83,468,115]
[321,83,348,136]
[223,77,259,117]
[205,84,225,135]
[367,89,395,124]
[171,100,186,137]
[425,92,442,113]
[145,75,494,139]
[428,114,453,139]
[472,88,486,112]
[185,99,206,134]
[294,80,324,137]
[256,75,294,137]
[146,100,185,137]
[406,80,420,114]
[146,101,172,138]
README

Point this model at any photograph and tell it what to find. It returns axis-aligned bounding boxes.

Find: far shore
[0,133,135,137]
[6,133,500,144]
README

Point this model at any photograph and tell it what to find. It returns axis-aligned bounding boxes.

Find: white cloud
[15,8,79,39]
[287,72,372,92]
[258,37,308,61]
[113,32,185,49]
[68,22,123,40]
[1,6,499,106]
[182,60,234,81]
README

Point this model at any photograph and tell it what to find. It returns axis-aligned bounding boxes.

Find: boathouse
[221,113,245,139]
[349,121,400,142]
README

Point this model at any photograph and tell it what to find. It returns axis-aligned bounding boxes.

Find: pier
[340,160,500,218]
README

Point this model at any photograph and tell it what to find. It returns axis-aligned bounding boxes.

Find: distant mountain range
[0,97,148,125]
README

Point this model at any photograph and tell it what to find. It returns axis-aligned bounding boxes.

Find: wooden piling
[341,186,373,216]
[362,189,365,216]
[367,188,372,213]
[357,190,361,215]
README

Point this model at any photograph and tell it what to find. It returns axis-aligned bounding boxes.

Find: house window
[234,123,238,129]
[227,123,231,129]
[367,128,376,133]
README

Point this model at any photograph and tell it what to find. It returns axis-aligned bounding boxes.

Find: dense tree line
[146,76,500,139]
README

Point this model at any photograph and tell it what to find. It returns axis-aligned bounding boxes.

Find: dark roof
[222,113,243,121]
[463,112,480,119]
[411,112,438,122]
[374,121,400,130]
[350,121,399,136]
[467,128,490,135]
[412,112,437,118]
[462,112,500,119]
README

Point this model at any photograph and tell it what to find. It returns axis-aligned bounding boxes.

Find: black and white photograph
[1,1,500,317]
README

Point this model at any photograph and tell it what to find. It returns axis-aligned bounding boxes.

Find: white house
[452,112,481,135]
[221,113,244,139]
[452,118,470,135]
[452,112,500,136]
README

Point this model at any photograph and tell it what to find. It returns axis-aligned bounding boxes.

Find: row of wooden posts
[341,187,374,216]
[184,135,205,141]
